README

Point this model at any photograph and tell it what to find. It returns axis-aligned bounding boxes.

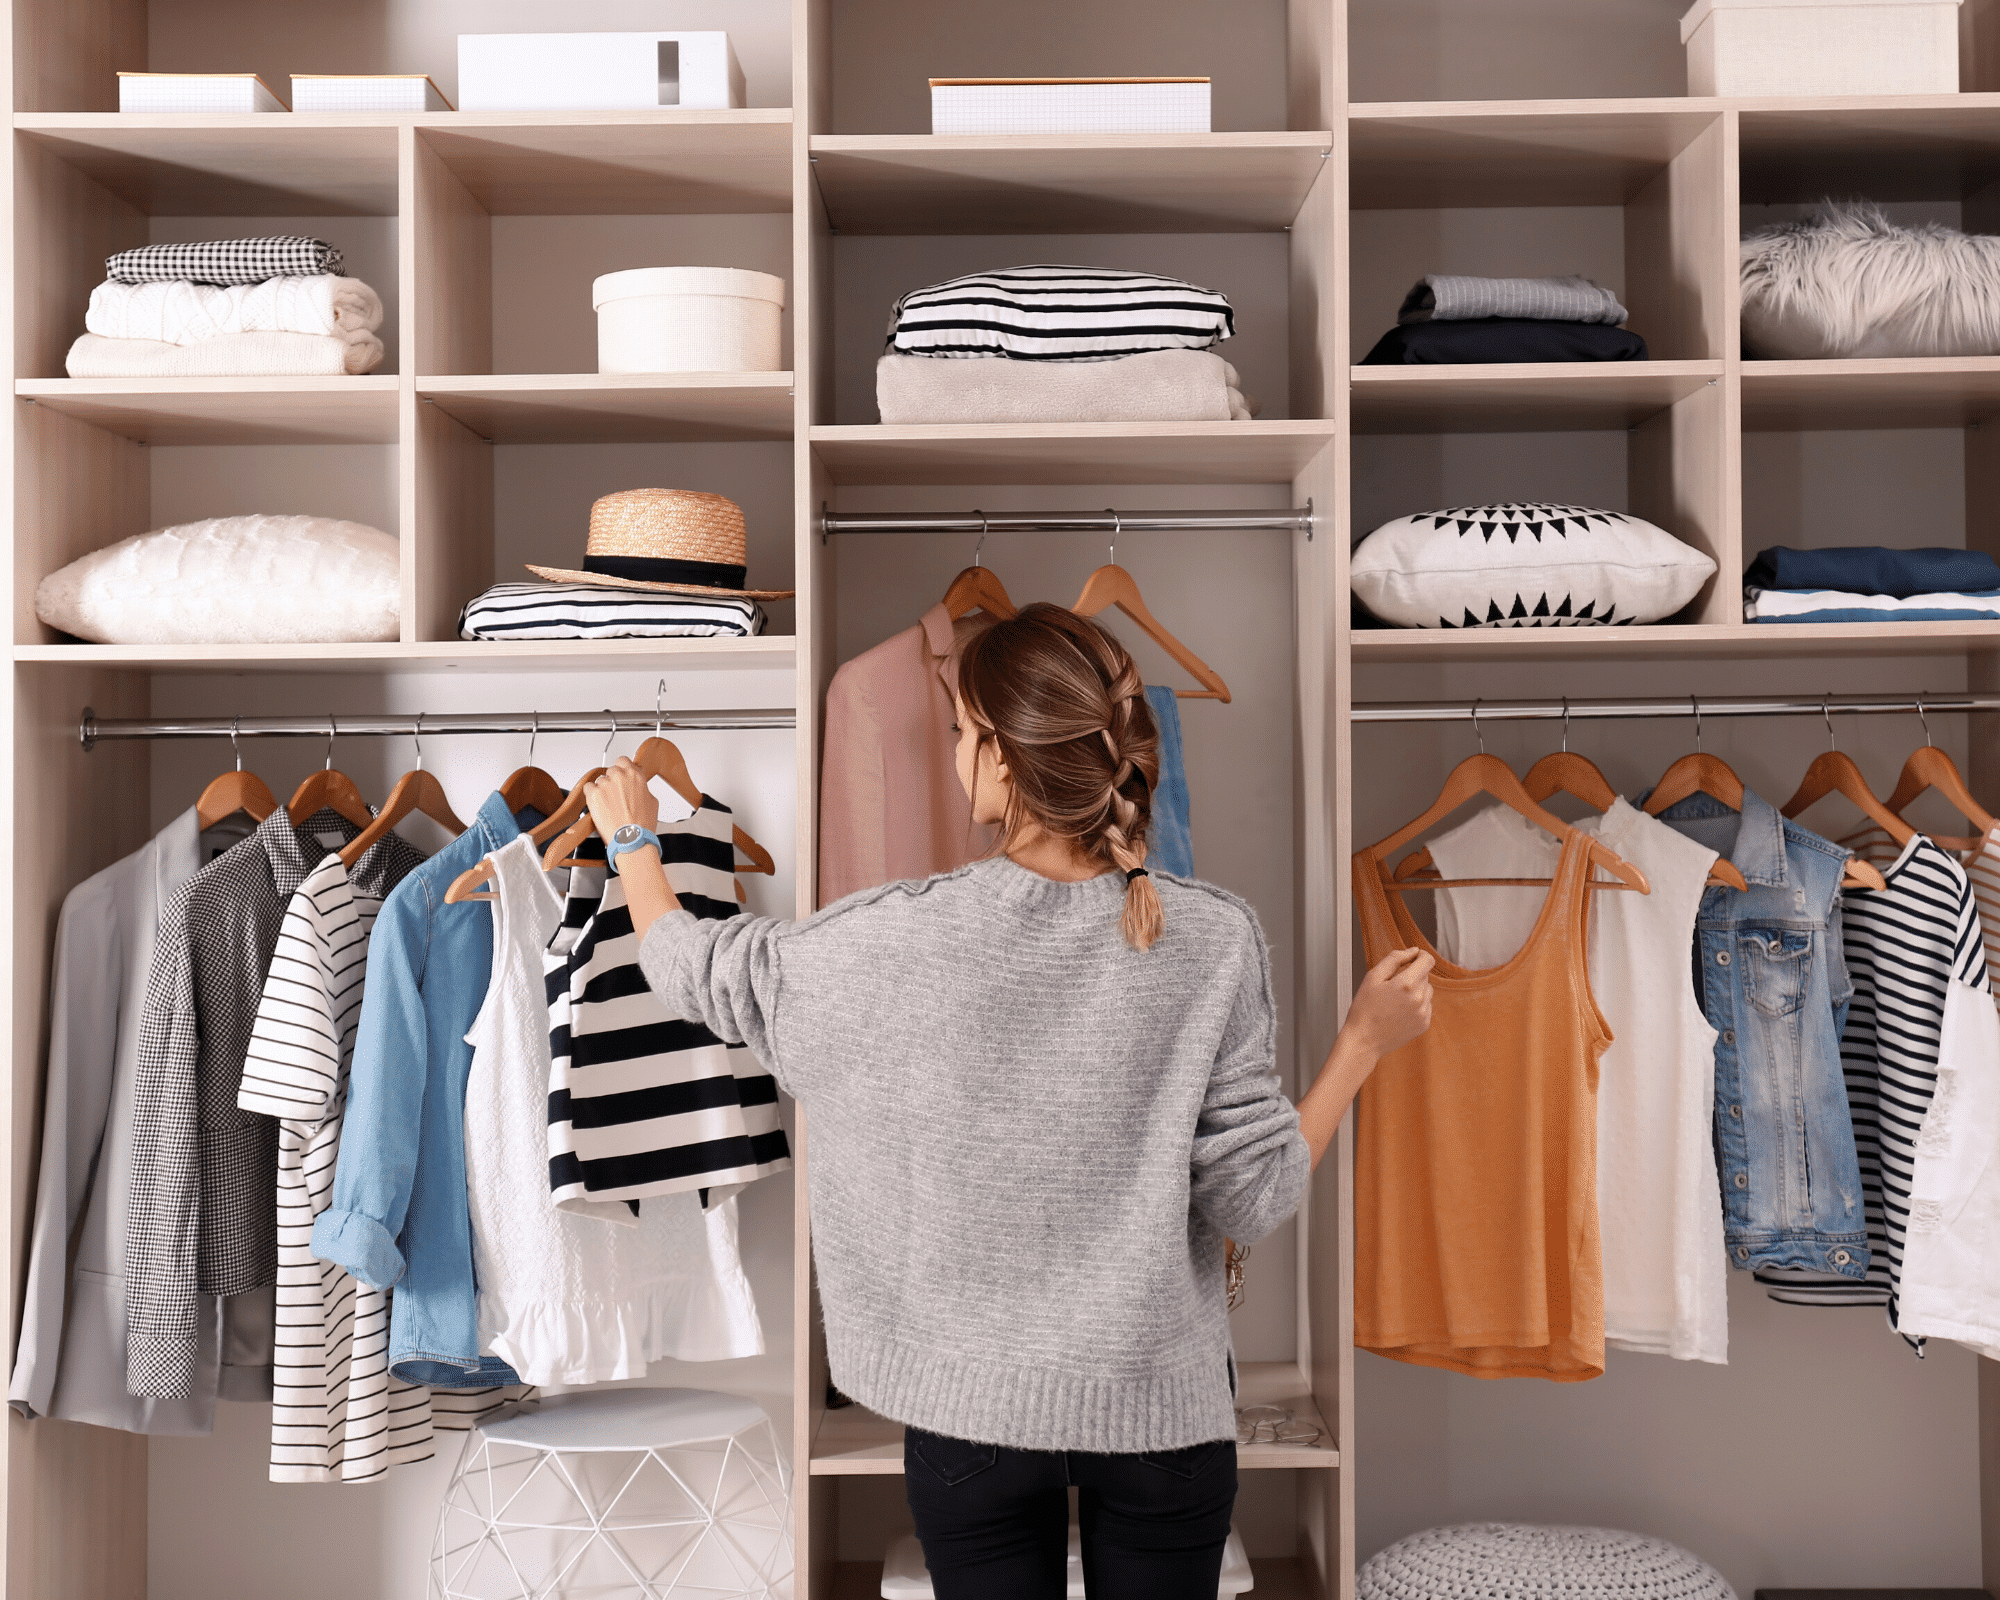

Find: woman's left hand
[585,756,660,844]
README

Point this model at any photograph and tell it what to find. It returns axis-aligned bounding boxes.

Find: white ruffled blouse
[462,836,763,1386]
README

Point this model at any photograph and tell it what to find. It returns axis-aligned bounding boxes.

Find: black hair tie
[1126,867,1149,883]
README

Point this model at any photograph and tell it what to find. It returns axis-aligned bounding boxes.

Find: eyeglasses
[1234,1405,1323,1448]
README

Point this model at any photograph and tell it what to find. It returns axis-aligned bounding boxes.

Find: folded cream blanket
[86,275,384,357]
[877,348,1255,424]
[66,330,384,377]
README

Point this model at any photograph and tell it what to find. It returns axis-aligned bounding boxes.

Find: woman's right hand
[1343,947,1436,1060]
[584,756,661,845]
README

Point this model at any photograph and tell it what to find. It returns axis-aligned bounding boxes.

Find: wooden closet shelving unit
[11,0,2000,1597]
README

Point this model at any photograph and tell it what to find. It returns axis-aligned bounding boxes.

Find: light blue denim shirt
[1647,786,1870,1278]
[1143,684,1194,878]
[310,792,526,1386]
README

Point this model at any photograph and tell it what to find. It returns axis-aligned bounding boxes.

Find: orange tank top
[1352,828,1610,1381]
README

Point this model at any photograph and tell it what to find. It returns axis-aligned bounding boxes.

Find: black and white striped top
[1756,833,1990,1332]
[545,800,791,1210]
[459,584,766,642]
[887,265,1235,362]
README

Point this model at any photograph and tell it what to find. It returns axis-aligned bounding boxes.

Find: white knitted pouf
[1358,1523,1736,1600]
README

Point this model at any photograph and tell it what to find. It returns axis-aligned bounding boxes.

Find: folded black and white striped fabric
[107,237,345,286]
[459,583,767,641]
[887,264,1234,361]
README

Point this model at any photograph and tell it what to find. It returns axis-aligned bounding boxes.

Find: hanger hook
[1691,694,1702,755]
[974,509,987,568]
[1823,692,1836,752]
[527,709,539,770]
[604,712,618,763]
[1105,507,1120,568]
[325,714,336,772]
[1918,692,1932,748]
[413,711,425,774]
[1471,698,1485,756]
[230,715,243,773]
[656,678,667,739]
[1560,696,1570,754]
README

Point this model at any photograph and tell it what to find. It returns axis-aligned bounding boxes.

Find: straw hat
[526,488,792,600]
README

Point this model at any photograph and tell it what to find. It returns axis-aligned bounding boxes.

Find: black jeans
[903,1425,1238,1600]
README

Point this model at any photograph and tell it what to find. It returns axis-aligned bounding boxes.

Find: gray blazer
[8,808,262,1432]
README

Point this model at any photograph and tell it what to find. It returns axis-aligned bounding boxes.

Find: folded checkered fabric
[458,583,767,641]
[106,237,345,287]
[888,264,1234,361]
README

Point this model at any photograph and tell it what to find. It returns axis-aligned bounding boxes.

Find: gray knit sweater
[639,855,1310,1454]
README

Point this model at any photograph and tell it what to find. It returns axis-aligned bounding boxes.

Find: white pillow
[1351,503,1715,629]
[35,513,401,644]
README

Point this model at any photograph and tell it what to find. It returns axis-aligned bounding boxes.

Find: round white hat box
[592,266,786,374]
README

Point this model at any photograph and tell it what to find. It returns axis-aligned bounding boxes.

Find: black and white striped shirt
[888,265,1235,362]
[1756,833,1990,1332]
[545,801,791,1210]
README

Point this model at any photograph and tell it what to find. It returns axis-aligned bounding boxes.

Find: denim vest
[1648,787,1869,1278]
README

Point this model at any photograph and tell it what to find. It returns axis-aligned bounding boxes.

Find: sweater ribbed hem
[831,1325,1238,1454]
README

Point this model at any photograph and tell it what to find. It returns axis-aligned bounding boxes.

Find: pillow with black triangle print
[1350,502,1716,629]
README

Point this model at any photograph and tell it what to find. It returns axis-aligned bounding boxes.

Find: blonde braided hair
[956,601,1165,951]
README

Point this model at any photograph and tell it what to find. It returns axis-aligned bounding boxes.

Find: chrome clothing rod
[820,504,1316,536]
[79,708,795,751]
[1353,693,2000,724]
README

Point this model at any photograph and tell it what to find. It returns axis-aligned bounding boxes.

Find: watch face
[613,824,644,846]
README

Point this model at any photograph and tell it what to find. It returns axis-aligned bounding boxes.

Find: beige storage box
[1680,0,1963,95]
[929,76,1211,135]
[592,267,785,374]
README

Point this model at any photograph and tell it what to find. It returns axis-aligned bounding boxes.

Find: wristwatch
[607,823,661,873]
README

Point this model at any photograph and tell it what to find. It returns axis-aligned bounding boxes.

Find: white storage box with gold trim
[1679,0,1963,95]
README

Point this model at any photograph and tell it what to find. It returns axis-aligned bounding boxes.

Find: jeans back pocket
[1138,1440,1228,1480]
[909,1428,1000,1487]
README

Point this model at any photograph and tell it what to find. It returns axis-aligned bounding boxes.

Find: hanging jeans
[904,1425,1237,1600]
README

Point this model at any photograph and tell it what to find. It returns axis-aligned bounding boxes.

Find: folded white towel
[66,330,384,377]
[85,275,384,353]
[876,348,1256,424]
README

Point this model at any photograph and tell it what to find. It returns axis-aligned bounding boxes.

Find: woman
[585,601,1433,1600]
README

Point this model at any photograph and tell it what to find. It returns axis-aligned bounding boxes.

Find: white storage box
[592,267,785,374]
[1680,0,1963,95]
[931,77,1210,135]
[292,74,452,112]
[118,72,286,113]
[881,1526,1253,1598]
[459,32,745,111]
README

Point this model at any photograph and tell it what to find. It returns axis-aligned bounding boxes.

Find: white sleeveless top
[462,835,763,1386]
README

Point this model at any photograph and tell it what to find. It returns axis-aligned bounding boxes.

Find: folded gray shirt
[1399,274,1629,326]
[639,855,1310,1454]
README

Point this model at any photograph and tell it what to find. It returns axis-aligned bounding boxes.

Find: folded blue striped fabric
[1746,585,2000,624]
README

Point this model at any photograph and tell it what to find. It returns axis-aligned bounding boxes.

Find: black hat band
[585,553,747,588]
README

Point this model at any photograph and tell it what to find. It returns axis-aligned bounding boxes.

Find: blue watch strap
[607,827,661,873]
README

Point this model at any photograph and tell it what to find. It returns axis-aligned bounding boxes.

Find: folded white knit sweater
[66,329,384,377]
[85,275,383,352]
[876,348,1255,424]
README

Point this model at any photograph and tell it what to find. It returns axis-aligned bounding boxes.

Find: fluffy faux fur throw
[35,514,400,644]
[1741,199,2000,359]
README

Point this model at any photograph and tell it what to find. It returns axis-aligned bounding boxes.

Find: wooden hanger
[500,715,568,825]
[287,715,373,831]
[941,519,1019,621]
[1073,560,1230,703]
[1885,701,1996,853]
[196,718,278,832]
[338,717,466,868]
[1362,752,1650,896]
[1777,705,1904,890]
[542,732,775,888]
[1644,742,1877,889]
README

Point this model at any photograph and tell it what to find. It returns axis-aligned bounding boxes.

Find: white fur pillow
[1742,200,2000,359]
[1351,503,1715,628]
[35,514,401,644]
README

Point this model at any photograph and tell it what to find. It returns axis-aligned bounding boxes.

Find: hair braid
[956,602,1167,951]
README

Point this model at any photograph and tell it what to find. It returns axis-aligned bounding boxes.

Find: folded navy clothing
[1360,318,1648,365]
[1744,545,2000,598]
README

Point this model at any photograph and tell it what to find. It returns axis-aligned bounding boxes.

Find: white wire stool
[429,1388,792,1599]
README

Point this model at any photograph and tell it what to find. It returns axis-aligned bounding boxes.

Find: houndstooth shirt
[105,236,344,286]
[125,808,425,1401]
